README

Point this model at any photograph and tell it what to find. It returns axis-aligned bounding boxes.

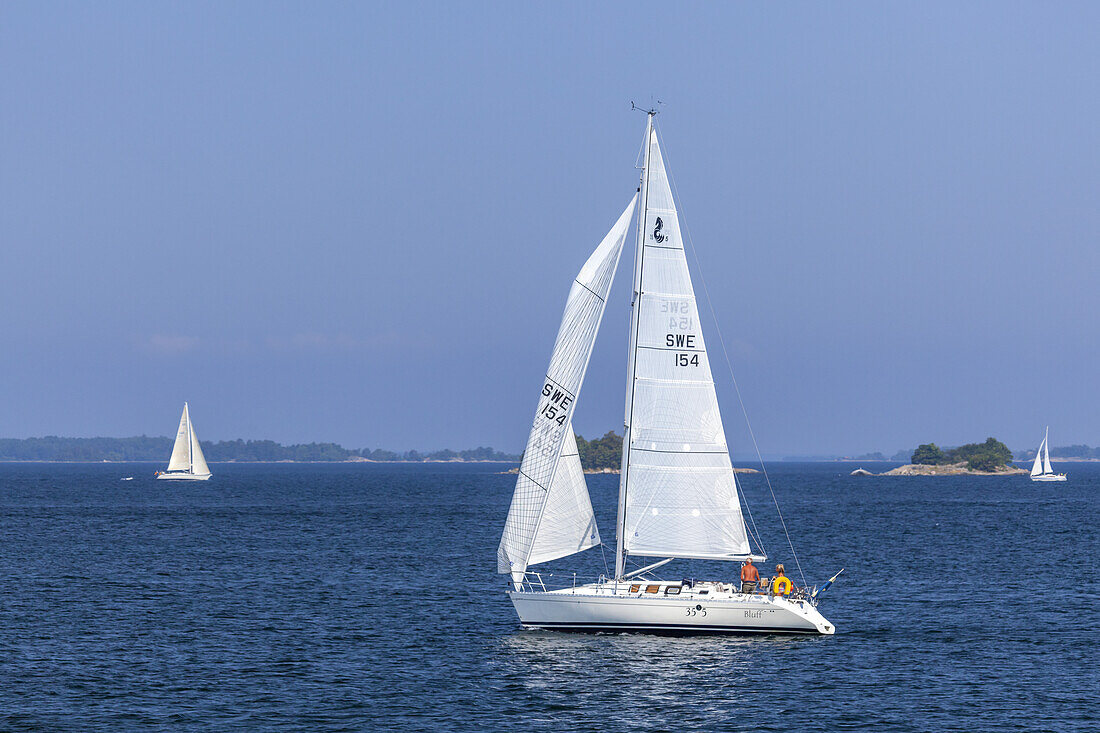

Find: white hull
[1030,474,1067,482]
[509,581,834,635]
[156,472,212,481]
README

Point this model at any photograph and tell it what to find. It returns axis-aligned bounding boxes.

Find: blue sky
[1,2,1098,456]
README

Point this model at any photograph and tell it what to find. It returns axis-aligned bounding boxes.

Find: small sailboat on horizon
[156,402,212,481]
[1030,427,1066,482]
[497,112,834,635]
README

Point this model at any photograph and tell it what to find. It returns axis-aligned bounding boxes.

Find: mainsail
[498,196,638,582]
[167,404,193,472]
[615,119,751,576]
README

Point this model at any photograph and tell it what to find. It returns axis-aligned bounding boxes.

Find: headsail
[167,404,192,472]
[527,427,600,567]
[189,419,210,476]
[615,120,750,575]
[498,196,638,582]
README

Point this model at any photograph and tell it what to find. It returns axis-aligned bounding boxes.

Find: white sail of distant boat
[156,403,212,481]
[1030,427,1066,482]
[497,112,835,635]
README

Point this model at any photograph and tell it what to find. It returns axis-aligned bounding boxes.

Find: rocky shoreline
[871,462,1027,476]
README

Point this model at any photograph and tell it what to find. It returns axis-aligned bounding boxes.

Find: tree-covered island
[879,437,1025,476]
[911,437,1014,472]
[575,431,623,471]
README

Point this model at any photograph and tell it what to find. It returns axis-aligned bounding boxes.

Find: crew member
[739,557,760,594]
[772,563,793,596]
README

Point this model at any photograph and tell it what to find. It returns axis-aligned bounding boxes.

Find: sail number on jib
[538,381,573,426]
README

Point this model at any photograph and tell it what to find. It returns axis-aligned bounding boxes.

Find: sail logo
[653,217,666,243]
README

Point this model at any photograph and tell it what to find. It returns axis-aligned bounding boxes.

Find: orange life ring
[772,576,793,595]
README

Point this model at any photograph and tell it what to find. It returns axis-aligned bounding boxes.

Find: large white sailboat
[156,402,212,481]
[497,113,835,635]
[1030,427,1066,482]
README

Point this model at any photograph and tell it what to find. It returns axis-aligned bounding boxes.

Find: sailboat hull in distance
[156,472,212,481]
[509,582,834,635]
[1030,474,1067,482]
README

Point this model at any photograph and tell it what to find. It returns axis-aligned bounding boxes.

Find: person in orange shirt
[739,557,760,593]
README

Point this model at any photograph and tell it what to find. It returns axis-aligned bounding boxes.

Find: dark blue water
[0,462,1096,731]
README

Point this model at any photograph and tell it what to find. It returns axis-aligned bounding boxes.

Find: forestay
[498,196,638,581]
[619,126,751,563]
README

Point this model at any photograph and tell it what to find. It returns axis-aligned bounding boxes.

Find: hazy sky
[2,2,1098,456]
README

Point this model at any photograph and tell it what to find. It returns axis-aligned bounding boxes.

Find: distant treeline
[14,433,1090,465]
[0,436,520,462]
[358,445,519,462]
[852,450,912,462]
[1015,444,1100,461]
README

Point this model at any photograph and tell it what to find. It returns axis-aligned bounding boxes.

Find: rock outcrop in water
[882,462,1026,476]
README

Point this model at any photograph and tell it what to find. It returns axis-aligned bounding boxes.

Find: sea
[0,461,1095,731]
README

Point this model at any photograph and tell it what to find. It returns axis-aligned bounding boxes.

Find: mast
[1043,426,1052,475]
[615,111,654,579]
[186,403,193,473]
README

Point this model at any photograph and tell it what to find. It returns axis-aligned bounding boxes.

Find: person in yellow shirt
[771,563,793,596]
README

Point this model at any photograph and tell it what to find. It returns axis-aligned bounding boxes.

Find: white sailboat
[156,402,212,481]
[1030,427,1066,482]
[497,113,835,635]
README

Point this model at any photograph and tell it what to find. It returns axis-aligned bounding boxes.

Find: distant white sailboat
[156,403,212,481]
[1030,427,1066,482]
[497,112,834,635]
